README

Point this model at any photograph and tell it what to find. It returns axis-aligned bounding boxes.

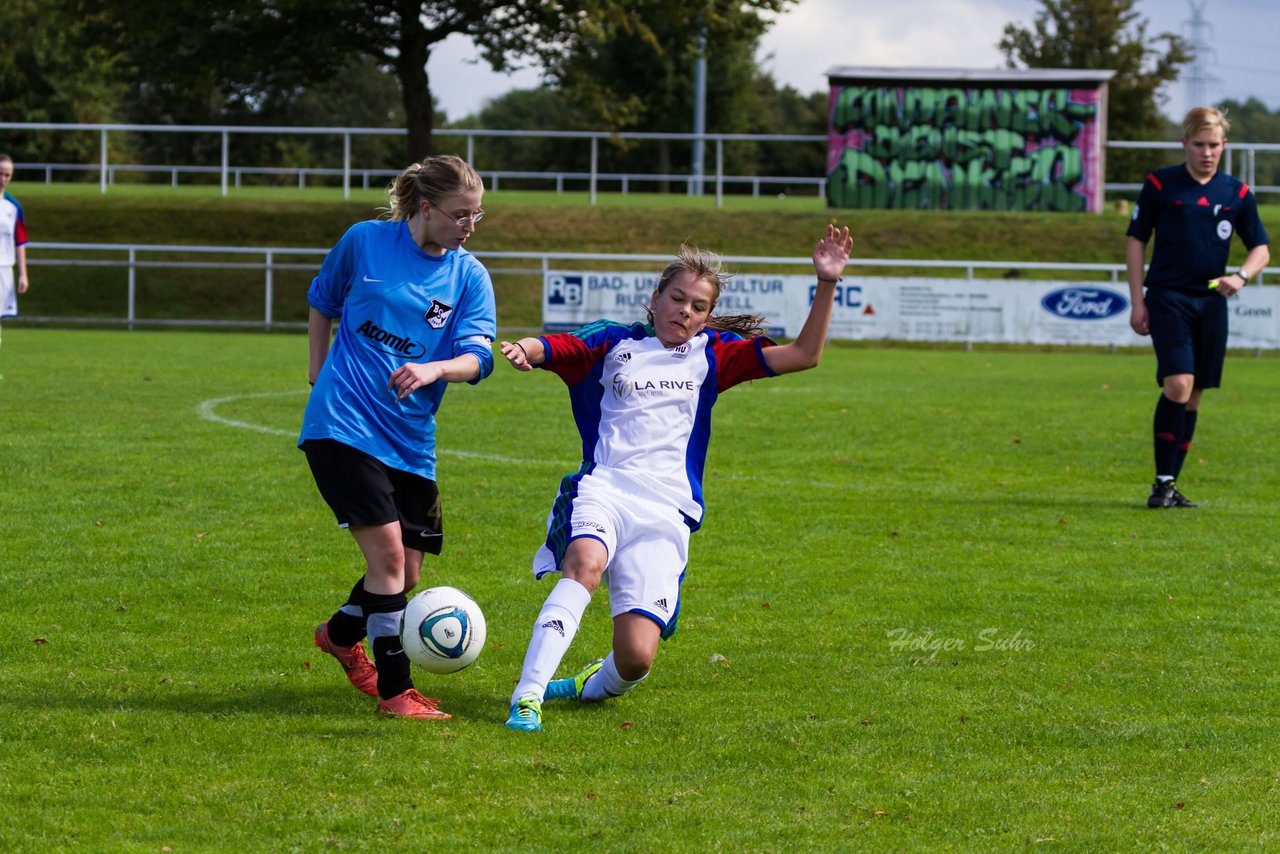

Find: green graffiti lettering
[827,83,1097,211]
[827,149,889,208]
[903,88,937,125]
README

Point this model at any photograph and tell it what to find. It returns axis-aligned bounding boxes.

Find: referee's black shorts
[302,438,443,555]
[1145,287,1229,389]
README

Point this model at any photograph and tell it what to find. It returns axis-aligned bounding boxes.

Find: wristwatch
[1237,268,1251,283]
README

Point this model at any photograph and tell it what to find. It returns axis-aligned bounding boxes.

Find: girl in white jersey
[500,224,853,732]
[303,155,497,720]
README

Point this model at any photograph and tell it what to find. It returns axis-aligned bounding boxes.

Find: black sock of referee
[1173,408,1199,481]
[1153,394,1187,481]
[325,577,368,648]
[364,589,412,700]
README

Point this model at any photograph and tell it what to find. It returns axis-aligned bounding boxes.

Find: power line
[1182,0,1220,108]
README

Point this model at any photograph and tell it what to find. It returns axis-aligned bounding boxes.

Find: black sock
[325,577,368,648]
[1173,409,1198,480]
[1153,394,1187,479]
[364,589,412,700]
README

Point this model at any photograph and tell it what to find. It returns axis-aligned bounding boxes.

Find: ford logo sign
[1040,287,1128,320]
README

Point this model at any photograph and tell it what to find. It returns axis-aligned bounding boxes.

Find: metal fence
[19,240,1271,332]
[6,121,1280,205]
[0,122,825,206]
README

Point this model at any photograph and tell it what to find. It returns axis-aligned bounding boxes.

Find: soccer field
[1,328,1277,851]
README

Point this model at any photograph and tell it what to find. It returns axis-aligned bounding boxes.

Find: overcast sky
[427,0,1280,130]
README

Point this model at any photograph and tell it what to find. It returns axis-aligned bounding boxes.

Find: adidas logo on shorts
[541,619,565,637]
[652,598,669,614]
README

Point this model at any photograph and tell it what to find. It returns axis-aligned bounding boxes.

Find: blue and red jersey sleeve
[538,320,636,385]
[710,331,776,391]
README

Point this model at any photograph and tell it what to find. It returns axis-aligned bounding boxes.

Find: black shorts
[1145,287,1228,389]
[302,439,443,555]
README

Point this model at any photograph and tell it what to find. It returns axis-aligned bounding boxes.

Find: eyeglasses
[424,199,483,227]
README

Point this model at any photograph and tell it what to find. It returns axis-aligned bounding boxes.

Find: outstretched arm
[762,224,853,375]
[500,337,547,371]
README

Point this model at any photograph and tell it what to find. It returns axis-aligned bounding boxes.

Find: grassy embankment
[13,183,1277,330]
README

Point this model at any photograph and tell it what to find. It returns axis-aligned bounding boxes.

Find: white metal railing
[18,241,1270,332]
[14,161,825,198]
[0,122,824,206]
[6,121,1280,204]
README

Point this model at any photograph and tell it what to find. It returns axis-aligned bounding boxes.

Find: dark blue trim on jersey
[683,339,722,531]
[571,358,608,463]
[543,462,596,570]
[753,336,779,377]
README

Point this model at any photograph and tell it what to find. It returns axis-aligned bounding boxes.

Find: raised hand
[813,224,852,283]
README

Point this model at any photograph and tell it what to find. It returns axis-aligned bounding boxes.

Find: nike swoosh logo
[363,275,383,283]
[386,648,405,656]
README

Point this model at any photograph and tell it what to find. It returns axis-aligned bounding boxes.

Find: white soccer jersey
[0,191,26,268]
[537,319,776,527]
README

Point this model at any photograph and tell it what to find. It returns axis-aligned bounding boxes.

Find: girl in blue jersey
[302,155,497,719]
[1125,107,1270,509]
[499,224,853,732]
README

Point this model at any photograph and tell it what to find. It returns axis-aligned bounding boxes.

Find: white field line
[196,390,847,488]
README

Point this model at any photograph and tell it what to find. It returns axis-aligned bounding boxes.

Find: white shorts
[0,267,15,317]
[533,467,689,638]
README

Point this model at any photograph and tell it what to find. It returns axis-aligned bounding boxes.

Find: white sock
[510,578,592,704]
[580,652,647,702]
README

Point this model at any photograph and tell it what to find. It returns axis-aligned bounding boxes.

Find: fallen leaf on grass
[619,721,633,730]
[33,638,49,645]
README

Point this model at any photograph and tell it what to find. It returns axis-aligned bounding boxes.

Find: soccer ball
[399,586,487,674]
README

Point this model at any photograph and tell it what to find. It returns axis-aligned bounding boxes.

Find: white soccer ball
[399,586,486,674]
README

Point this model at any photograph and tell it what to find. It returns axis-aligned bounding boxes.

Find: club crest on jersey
[423,299,454,329]
[670,342,691,359]
[1217,220,1233,240]
[612,372,635,400]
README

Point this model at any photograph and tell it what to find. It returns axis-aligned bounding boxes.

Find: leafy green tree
[454,77,825,193]
[998,0,1192,180]
[1218,97,1280,187]
[545,0,796,190]
[0,0,128,165]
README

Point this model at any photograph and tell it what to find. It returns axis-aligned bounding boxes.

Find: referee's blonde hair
[386,155,483,221]
[1183,106,1230,140]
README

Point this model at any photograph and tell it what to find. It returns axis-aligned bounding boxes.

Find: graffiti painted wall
[826,78,1107,212]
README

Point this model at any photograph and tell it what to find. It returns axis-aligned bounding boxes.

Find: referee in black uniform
[1125,106,1270,508]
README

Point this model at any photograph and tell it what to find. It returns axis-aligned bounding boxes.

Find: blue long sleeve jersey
[299,220,497,479]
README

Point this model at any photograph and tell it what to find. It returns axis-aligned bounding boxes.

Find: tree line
[4,0,1276,188]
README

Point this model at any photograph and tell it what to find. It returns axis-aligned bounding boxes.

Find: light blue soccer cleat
[505,696,543,732]
[545,659,605,702]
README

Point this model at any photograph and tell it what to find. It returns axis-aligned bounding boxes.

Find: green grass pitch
[1,328,1277,850]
